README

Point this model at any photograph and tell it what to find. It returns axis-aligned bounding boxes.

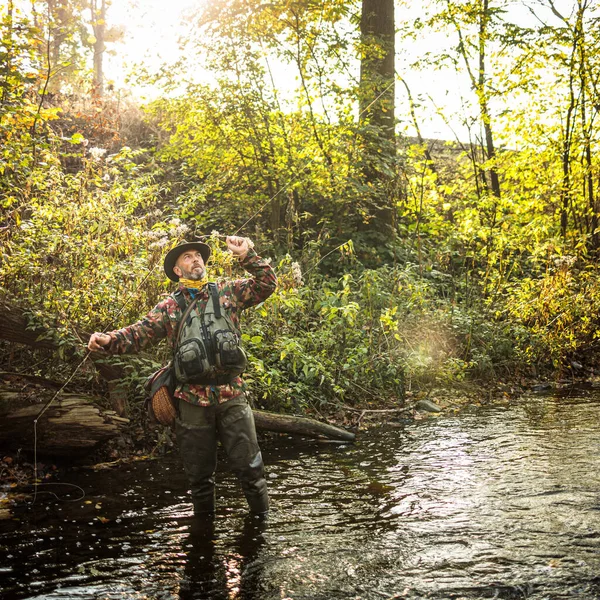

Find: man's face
[174,250,206,281]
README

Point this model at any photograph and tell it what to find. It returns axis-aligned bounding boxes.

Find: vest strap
[208,282,222,320]
[171,291,200,348]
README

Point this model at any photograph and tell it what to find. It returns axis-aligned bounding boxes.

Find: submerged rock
[531,382,553,393]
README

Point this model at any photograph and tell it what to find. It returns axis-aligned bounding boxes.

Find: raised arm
[226,236,277,310]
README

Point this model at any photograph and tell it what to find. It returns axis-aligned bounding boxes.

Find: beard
[180,265,206,281]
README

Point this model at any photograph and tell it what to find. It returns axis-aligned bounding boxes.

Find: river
[1,389,599,599]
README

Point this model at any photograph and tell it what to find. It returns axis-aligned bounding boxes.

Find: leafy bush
[240,256,527,413]
[503,258,600,370]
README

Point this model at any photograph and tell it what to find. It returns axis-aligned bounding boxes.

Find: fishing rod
[27,78,396,502]
[30,262,162,505]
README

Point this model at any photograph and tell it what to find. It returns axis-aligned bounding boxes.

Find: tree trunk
[253,410,355,442]
[0,387,129,456]
[559,24,579,239]
[359,0,395,138]
[577,12,597,250]
[357,0,396,240]
[0,0,15,109]
[478,0,500,201]
[91,0,105,96]
[0,308,58,350]
[47,0,70,90]
[451,0,500,203]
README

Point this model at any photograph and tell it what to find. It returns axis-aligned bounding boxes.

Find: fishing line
[30,261,162,506]
[27,78,396,505]
[221,79,398,237]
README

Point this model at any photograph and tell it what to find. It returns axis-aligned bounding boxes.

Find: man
[88,235,277,517]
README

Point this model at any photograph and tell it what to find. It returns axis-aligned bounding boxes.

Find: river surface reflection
[1,390,600,599]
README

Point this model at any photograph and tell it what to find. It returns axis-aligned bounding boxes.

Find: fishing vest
[172,283,247,386]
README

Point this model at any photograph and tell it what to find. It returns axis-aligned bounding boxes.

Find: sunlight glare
[107,0,205,94]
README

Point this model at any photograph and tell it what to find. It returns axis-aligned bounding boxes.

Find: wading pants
[175,394,269,516]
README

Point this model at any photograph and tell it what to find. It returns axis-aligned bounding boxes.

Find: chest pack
[172,283,247,386]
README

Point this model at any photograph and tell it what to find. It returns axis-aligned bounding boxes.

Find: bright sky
[106,0,202,95]
[105,0,465,140]
[104,0,565,143]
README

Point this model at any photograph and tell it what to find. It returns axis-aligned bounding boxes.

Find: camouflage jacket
[105,249,277,406]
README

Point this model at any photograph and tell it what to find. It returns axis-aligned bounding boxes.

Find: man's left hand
[226,236,251,259]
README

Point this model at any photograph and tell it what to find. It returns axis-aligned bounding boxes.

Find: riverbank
[3,372,599,518]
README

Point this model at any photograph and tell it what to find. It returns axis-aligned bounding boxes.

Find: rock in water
[531,382,553,393]
[414,399,442,413]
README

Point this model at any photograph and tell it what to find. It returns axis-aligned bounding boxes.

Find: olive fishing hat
[163,240,211,282]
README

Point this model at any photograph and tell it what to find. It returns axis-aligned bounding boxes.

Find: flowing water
[1,389,600,599]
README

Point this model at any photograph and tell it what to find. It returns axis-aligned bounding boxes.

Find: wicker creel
[151,385,176,427]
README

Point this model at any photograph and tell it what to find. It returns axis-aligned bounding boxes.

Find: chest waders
[171,284,269,516]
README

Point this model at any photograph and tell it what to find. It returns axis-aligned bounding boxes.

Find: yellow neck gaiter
[179,276,208,290]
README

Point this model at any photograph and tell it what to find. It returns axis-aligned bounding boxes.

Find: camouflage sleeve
[230,249,277,310]
[105,297,175,354]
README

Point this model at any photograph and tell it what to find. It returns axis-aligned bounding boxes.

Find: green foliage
[136,0,402,257]
[242,260,404,411]
[238,255,524,412]
[503,259,600,369]
[6,0,600,426]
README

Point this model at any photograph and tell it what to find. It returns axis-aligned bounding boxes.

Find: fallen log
[253,410,355,442]
[0,386,129,456]
[0,306,124,383]
[0,383,353,458]
[0,371,64,389]
[0,307,58,351]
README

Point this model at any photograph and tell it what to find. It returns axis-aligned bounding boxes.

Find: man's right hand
[226,235,251,260]
[87,332,111,352]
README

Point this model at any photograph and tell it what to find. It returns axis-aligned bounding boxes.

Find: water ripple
[2,393,600,599]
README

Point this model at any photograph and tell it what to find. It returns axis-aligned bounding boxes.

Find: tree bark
[478,0,500,201]
[91,0,106,96]
[450,0,500,202]
[359,0,395,138]
[0,306,125,406]
[0,387,353,457]
[0,308,57,350]
[47,0,70,89]
[0,387,129,456]
[357,0,397,240]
